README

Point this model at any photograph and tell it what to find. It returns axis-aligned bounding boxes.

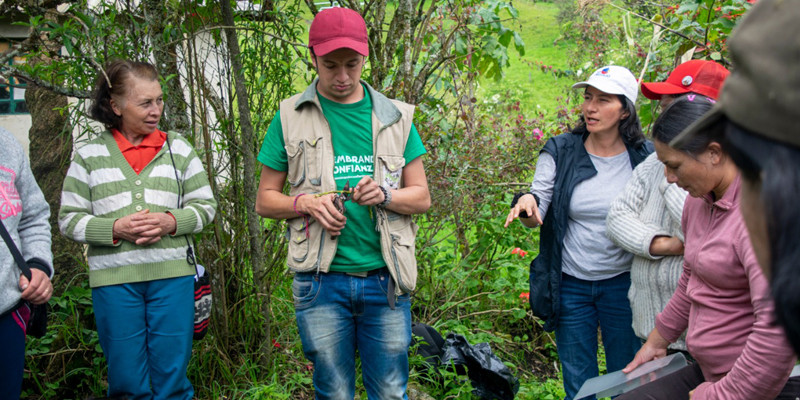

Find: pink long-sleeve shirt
[655,175,796,400]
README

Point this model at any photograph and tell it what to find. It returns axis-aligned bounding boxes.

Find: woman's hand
[133,212,177,244]
[623,328,670,373]
[352,176,384,207]
[504,193,543,228]
[649,236,685,256]
[113,210,177,245]
[20,269,53,305]
[297,194,346,237]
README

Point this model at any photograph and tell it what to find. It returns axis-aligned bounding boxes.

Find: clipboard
[575,353,687,399]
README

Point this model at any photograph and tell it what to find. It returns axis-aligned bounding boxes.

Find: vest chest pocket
[377,155,405,190]
[305,137,323,186]
[285,137,324,188]
[286,142,305,187]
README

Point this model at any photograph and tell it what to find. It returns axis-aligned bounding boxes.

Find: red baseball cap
[309,7,368,57]
[641,60,730,100]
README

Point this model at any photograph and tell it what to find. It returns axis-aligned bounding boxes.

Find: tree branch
[0,64,92,98]
[166,25,308,48]
[607,2,731,66]
[45,9,111,88]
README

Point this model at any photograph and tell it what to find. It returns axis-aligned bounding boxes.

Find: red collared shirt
[112,129,167,174]
[110,129,175,240]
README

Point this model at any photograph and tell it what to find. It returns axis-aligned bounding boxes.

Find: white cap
[572,65,639,103]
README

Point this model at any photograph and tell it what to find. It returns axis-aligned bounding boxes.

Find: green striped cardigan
[59,130,217,288]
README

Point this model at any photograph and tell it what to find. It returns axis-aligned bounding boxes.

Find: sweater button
[135,180,142,186]
[135,193,143,200]
[135,205,143,211]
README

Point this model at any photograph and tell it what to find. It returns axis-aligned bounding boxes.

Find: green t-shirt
[258,85,426,272]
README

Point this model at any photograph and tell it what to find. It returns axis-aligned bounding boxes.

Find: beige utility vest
[280,80,419,294]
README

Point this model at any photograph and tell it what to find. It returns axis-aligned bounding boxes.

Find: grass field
[290,0,577,115]
[477,0,577,115]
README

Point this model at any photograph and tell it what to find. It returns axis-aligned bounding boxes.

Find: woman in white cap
[505,65,652,400]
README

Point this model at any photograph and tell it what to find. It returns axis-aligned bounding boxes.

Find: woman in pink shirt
[617,95,799,400]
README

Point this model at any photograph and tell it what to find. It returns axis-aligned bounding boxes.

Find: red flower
[272,339,281,348]
[511,247,521,255]
[519,250,528,257]
[519,292,530,300]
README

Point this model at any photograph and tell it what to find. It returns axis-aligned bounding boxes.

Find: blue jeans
[93,276,194,400]
[294,268,412,400]
[556,272,641,400]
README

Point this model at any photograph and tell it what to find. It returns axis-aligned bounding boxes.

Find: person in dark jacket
[505,66,653,400]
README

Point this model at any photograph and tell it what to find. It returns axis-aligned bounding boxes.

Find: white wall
[0,114,32,157]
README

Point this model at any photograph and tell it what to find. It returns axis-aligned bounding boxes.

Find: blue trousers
[293,269,412,400]
[92,276,194,400]
[556,272,641,400]
[0,308,25,400]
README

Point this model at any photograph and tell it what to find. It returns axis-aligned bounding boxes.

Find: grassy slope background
[478,1,574,114]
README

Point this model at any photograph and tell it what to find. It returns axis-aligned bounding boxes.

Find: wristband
[293,194,308,216]
[377,186,392,208]
[293,194,310,239]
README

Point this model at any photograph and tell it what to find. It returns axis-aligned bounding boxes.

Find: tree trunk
[143,0,190,132]
[219,0,269,369]
[25,25,83,286]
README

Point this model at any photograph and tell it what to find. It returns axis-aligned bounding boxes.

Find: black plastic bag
[411,322,446,371]
[441,333,520,400]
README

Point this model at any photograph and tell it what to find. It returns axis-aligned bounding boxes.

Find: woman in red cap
[606,60,729,363]
[617,94,799,400]
[641,59,729,111]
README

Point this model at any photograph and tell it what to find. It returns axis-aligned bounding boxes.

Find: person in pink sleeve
[616,94,799,400]
[671,0,800,357]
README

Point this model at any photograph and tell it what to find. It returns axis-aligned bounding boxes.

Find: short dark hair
[575,93,645,147]
[652,94,719,156]
[90,60,159,129]
[724,122,800,355]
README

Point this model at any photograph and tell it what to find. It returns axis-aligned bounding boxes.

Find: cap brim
[641,82,690,100]
[671,103,726,148]
[312,38,368,57]
[571,81,626,97]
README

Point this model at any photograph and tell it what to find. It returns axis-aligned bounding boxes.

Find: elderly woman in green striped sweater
[59,60,216,400]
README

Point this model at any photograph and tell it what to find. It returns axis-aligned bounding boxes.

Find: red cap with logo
[309,7,369,57]
[641,60,729,100]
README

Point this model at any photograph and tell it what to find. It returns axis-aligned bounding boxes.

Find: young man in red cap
[641,59,729,111]
[255,7,430,400]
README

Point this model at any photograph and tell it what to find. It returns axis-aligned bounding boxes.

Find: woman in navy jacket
[505,66,652,400]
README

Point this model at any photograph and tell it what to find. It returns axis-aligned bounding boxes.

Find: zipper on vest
[316,233,325,275]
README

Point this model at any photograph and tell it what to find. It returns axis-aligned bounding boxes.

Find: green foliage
[10,0,760,398]
[23,277,106,399]
[517,377,567,400]
[553,0,753,129]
